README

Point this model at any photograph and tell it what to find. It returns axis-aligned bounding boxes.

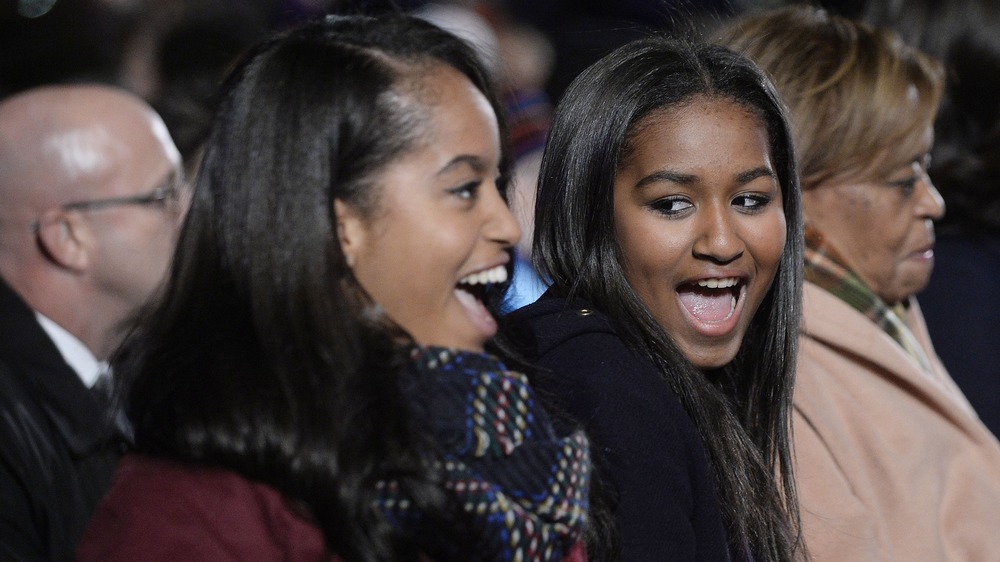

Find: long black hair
[532,37,802,560]
[115,14,512,561]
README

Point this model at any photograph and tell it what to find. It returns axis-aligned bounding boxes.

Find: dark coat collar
[0,276,112,455]
[507,290,617,357]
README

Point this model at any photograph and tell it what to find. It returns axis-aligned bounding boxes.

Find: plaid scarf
[378,346,590,561]
[804,226,933,374]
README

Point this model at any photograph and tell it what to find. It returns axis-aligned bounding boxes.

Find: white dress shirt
[34,312,108,388]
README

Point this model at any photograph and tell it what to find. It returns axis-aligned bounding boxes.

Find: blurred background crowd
[1,0,836,165]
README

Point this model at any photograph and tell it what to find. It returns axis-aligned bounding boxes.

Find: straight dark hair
[114,14,512,561]
[532,37,802,560]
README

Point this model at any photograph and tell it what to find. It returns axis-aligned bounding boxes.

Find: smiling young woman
[334,63,519,354]
[612,97,787,369]
[75,14,590,562]
[509,38,803,561]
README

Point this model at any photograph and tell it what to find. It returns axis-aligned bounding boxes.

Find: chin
[685,342,741,371]
[687,353,732,371]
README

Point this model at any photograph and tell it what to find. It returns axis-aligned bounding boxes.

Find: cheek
[753,210,787,274]
[616,215,687,291]
[854,209,910,277]
[356,222,466,314]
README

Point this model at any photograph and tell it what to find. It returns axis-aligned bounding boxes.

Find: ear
[333,198,366,268]
[34,209,93,273]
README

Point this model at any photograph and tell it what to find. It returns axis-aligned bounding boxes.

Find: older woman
[719,7,1000,560]
[865,0,1000,438]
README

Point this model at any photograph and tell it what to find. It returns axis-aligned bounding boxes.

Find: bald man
[0,85,185,560]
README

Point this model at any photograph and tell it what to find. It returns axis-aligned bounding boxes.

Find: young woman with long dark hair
[510,38,803,560]
[76,14,590,561]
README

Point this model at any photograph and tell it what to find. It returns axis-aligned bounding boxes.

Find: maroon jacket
[77,455,588,562]
[76,455,335,561]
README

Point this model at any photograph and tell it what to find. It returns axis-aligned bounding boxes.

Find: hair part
[533,36,803,560]
[717,6,943,190]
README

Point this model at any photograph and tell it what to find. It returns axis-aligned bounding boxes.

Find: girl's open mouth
[677,277,744,324]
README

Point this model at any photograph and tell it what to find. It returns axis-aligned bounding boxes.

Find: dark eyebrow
[437,155,487,176]
[634,167,775,189]
[735,167,775,184]
[635,170,696,189]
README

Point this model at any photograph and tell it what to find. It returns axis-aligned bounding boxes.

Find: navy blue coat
[509,293,730,561]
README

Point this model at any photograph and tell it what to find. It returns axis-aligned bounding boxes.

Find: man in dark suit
[0,84,185,560]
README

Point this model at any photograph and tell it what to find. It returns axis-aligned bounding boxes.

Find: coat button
[577,309,593,316]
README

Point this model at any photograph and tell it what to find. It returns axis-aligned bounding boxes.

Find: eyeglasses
[30,171,186,232]
[61,181,182,211]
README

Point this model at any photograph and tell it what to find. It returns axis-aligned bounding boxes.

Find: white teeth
[725,295,736,320]
[459,265,508,286]
[696,277,739,289]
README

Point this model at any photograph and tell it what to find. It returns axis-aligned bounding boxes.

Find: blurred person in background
[0,0,135,97]
[865,0,1000,438]
[0,83,185,560]
[719,6,1000,559]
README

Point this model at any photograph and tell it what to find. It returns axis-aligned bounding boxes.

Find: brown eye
[732,194,771,212]
[887,176,918,197]
[649,196,693,217]
[448,181,481,201]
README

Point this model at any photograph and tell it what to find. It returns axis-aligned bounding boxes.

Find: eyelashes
[448,180,482,201]
[887,177,919,197]
[649,196,693,216]
[648,193,773,217]
[732,193,772,212]
[885,154,932,197]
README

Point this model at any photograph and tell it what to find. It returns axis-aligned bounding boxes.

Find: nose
[915,173,945,221]
[692,203,744,264]
[484,182,522,248]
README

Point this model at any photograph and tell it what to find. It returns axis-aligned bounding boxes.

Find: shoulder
[509,294,665,396]
[509,293,703,463]
[77,455,331,561]
[509,296,727,557]
[0,354,65,477]
[508,292,618,354]
[0,356,33,417]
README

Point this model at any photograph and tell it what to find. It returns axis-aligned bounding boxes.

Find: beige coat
[794,282,1000,561]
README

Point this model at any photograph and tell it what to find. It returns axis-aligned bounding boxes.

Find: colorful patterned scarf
[804,226,933,374]
[378,346,590,561]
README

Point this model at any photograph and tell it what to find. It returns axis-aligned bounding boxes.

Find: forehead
[877,125,934,175]
[382,64,500,172]
[371,64,500,194]
[403,64,496,136]
[634,95,763,131]
[624,96,770,165]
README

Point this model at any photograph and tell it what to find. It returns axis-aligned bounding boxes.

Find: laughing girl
[509,38,803,561]
[76,14,589,562]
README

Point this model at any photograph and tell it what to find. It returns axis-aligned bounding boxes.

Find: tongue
[454,287,498,335]
[678,287,734,323]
